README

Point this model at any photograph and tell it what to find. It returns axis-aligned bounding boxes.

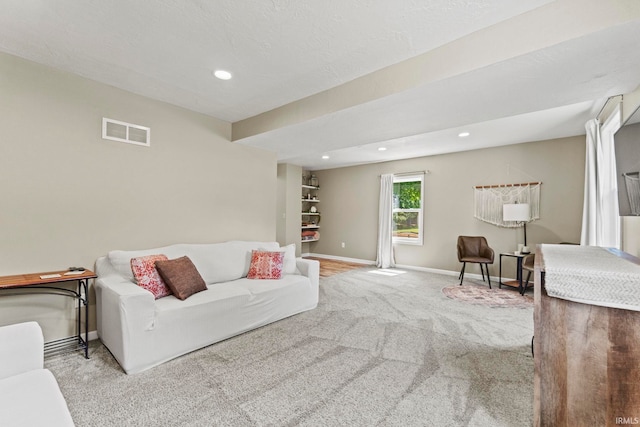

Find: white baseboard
[303,253,514,282]
[88,330,99,341]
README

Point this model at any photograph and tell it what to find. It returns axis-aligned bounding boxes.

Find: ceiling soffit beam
[232,0,640,142]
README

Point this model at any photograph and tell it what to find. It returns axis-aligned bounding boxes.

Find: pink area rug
[442,284,533,309]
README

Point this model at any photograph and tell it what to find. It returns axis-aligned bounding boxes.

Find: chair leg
[485,264,492,289]
[521,270,532,295]
[480,264,486,282]
[459,262,466,285]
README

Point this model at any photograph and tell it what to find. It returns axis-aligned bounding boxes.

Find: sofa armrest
[296,258,320,288]
[0,321,44,380]
[95,275,156,363]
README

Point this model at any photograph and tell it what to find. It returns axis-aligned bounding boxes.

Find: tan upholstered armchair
[457,236,495,287]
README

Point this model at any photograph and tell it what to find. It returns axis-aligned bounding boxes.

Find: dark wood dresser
[534,245,640,426]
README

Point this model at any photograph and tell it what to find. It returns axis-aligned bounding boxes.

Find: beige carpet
[46,268,534,426]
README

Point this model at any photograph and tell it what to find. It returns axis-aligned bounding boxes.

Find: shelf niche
[301,172,320,244]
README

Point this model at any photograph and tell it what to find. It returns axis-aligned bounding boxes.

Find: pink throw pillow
[130,254,172,299]
[247,250,285,280]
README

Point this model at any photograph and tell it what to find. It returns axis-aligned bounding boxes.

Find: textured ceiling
[1,0,639,170]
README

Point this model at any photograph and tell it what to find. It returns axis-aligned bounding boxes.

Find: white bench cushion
[0,369,74,427]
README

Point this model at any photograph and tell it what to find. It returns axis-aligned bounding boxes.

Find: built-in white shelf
[302,180,320,243]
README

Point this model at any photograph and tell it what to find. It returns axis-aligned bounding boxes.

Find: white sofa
[95,241,319,374]
[0,322,75,427]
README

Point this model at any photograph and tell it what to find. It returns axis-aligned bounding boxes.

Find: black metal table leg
[516,257,523,294]
[79,278,89,359]
[499,254,503,289]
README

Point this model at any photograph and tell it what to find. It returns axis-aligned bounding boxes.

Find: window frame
[392,173,424,246]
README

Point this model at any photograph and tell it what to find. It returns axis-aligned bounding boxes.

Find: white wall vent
[102,118,150,147]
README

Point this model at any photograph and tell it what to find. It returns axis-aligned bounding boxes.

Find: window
[392,174,424,245]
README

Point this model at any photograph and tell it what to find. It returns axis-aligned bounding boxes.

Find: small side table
[499,252,530,295]
[0,269,96,358]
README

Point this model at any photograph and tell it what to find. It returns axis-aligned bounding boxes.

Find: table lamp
[503,203,530,251]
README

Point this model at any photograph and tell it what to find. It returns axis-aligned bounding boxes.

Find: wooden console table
[0,269,96,358]
[534,246,640,426]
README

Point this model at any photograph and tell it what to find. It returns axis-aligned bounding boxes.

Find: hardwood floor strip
[304,257,368,277]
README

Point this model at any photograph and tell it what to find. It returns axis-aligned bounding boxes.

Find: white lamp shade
[503,203,530,222]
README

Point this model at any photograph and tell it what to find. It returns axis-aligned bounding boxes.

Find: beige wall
[276,163,302,255]
[0,52,277,339]
[312,136,585,275]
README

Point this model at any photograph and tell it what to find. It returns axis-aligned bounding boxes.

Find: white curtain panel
[580,104,621,248]
[376,174,395,268]
[581,119,599,245]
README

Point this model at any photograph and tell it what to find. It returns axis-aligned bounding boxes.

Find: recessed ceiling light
[378,147,387,151]
[214,70,232,80]
[458,131,470,137]
[322,155,330,159]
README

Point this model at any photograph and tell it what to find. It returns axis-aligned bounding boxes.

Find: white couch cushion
[0,369,75,427]
[107,241,281,286]
[0,321,43,380]
[236,274,311,295]
[185,241,279,284]
[107,244,190,282]
[154,282,251,311]
[279,243,297,274]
